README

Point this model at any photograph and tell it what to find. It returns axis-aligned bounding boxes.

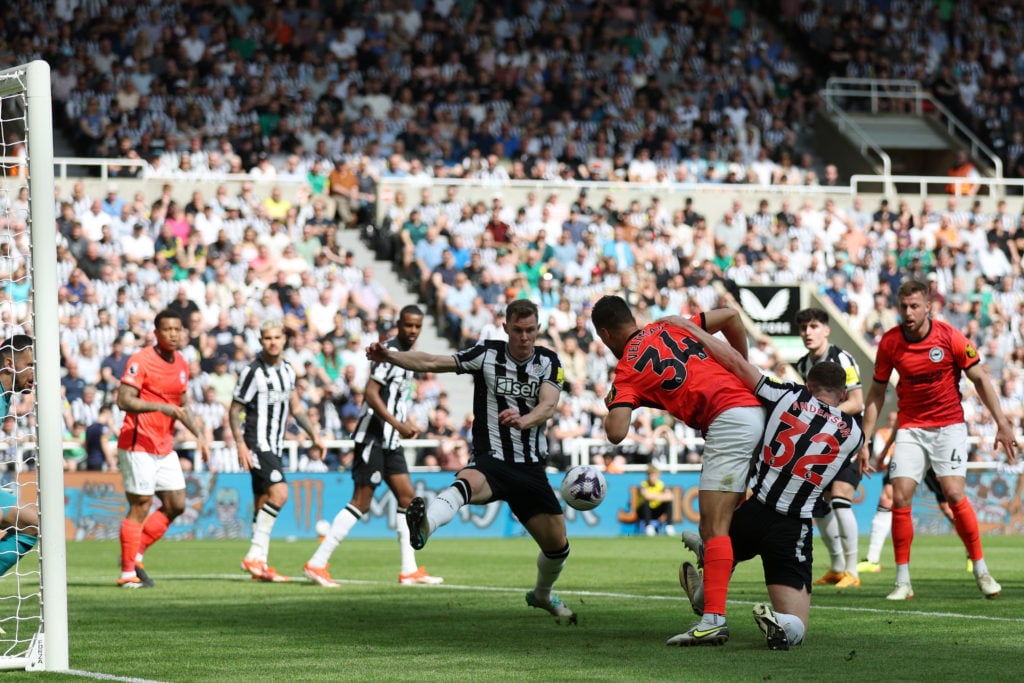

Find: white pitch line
[81,574,1024,624]
[63,669,171,683]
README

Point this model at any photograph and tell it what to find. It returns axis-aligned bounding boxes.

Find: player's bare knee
[267,485,289,508]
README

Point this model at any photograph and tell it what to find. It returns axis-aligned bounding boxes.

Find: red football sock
[702,535,733,617]
[139,510,172,556]
[120,518,142,573]
[891,506,913,565]
[950,498,982,561]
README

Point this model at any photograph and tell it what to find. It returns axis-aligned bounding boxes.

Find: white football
[315,519,331,537]
[560,465,607,511]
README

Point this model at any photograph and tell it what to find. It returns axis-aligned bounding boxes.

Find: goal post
[0,59,68,672]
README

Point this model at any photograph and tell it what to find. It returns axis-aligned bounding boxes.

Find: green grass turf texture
[8,535,1022,682]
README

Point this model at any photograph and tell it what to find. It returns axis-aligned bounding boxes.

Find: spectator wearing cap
[101,184,125,216]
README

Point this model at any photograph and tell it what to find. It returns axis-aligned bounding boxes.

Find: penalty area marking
[88,573,1024,625]
[65,669,171,683]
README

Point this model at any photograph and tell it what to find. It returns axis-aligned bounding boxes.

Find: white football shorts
[890,423,969,482]
[699,406,765,493]
[118,449,186,496]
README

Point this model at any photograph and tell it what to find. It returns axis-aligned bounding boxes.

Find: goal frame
[0,59,68,672]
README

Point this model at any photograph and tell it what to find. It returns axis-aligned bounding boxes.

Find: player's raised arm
[366,342,458,373]
[673,316,762,390]
[701,308,748,359]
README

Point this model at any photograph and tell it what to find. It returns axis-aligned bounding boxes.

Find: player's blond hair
[260,319,285,334]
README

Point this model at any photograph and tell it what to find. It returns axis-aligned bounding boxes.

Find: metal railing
[821,77,1003,188]
[849,173,1024,199]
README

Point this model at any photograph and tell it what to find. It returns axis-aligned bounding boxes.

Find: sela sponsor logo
[267,389,290,404]
[496,376,538,399]
[929,347,945,363]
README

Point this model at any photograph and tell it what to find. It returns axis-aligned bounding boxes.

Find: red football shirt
[873,318,980,429]
[117,346,190,455]
[607,318,760,433]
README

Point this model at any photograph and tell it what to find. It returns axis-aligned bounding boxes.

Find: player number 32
[762,411,839,486]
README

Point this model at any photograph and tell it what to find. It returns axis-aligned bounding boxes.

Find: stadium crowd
[771,0,1024,177]
[0,0,1021,476]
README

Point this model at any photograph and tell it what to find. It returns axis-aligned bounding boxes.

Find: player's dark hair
[795,307,829,325]
[399,304,424,320]
[591,295,635,330]
[897,279,928,299]
[0,335,32,356]
[806,361,846,394]
[154,308,184,328]
[506,298,538,323]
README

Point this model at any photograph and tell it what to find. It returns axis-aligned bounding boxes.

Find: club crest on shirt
[929,347,944,363]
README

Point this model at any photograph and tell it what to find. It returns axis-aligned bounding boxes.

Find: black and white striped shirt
[232,357,296,454]
[750,377,864,519]
[454,340,564,465]
[353,337,413,451]
[794,344,862,396]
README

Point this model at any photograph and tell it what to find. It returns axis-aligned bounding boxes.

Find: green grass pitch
[4,534,1022,681]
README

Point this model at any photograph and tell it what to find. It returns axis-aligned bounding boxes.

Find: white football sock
[866,507,892,564]
[426,485,469,536]
[309,505,360,568]
[972,558,989,577]
[699,612,726,627]
[396,510,418,575]
[818,510,844,572]
[777,612,805,646]
[895,563,911,585]
[832,499,859,577]
[533,544,569,602]
[246,502,280,562]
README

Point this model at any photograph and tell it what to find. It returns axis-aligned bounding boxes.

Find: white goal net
[0,60,68,672]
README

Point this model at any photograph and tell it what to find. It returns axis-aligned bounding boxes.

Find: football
[560,465,607,511]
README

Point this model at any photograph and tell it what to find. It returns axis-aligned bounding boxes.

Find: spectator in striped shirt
[674,317,863,650]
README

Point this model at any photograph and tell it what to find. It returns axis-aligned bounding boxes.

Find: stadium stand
[0,0,1020,473]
